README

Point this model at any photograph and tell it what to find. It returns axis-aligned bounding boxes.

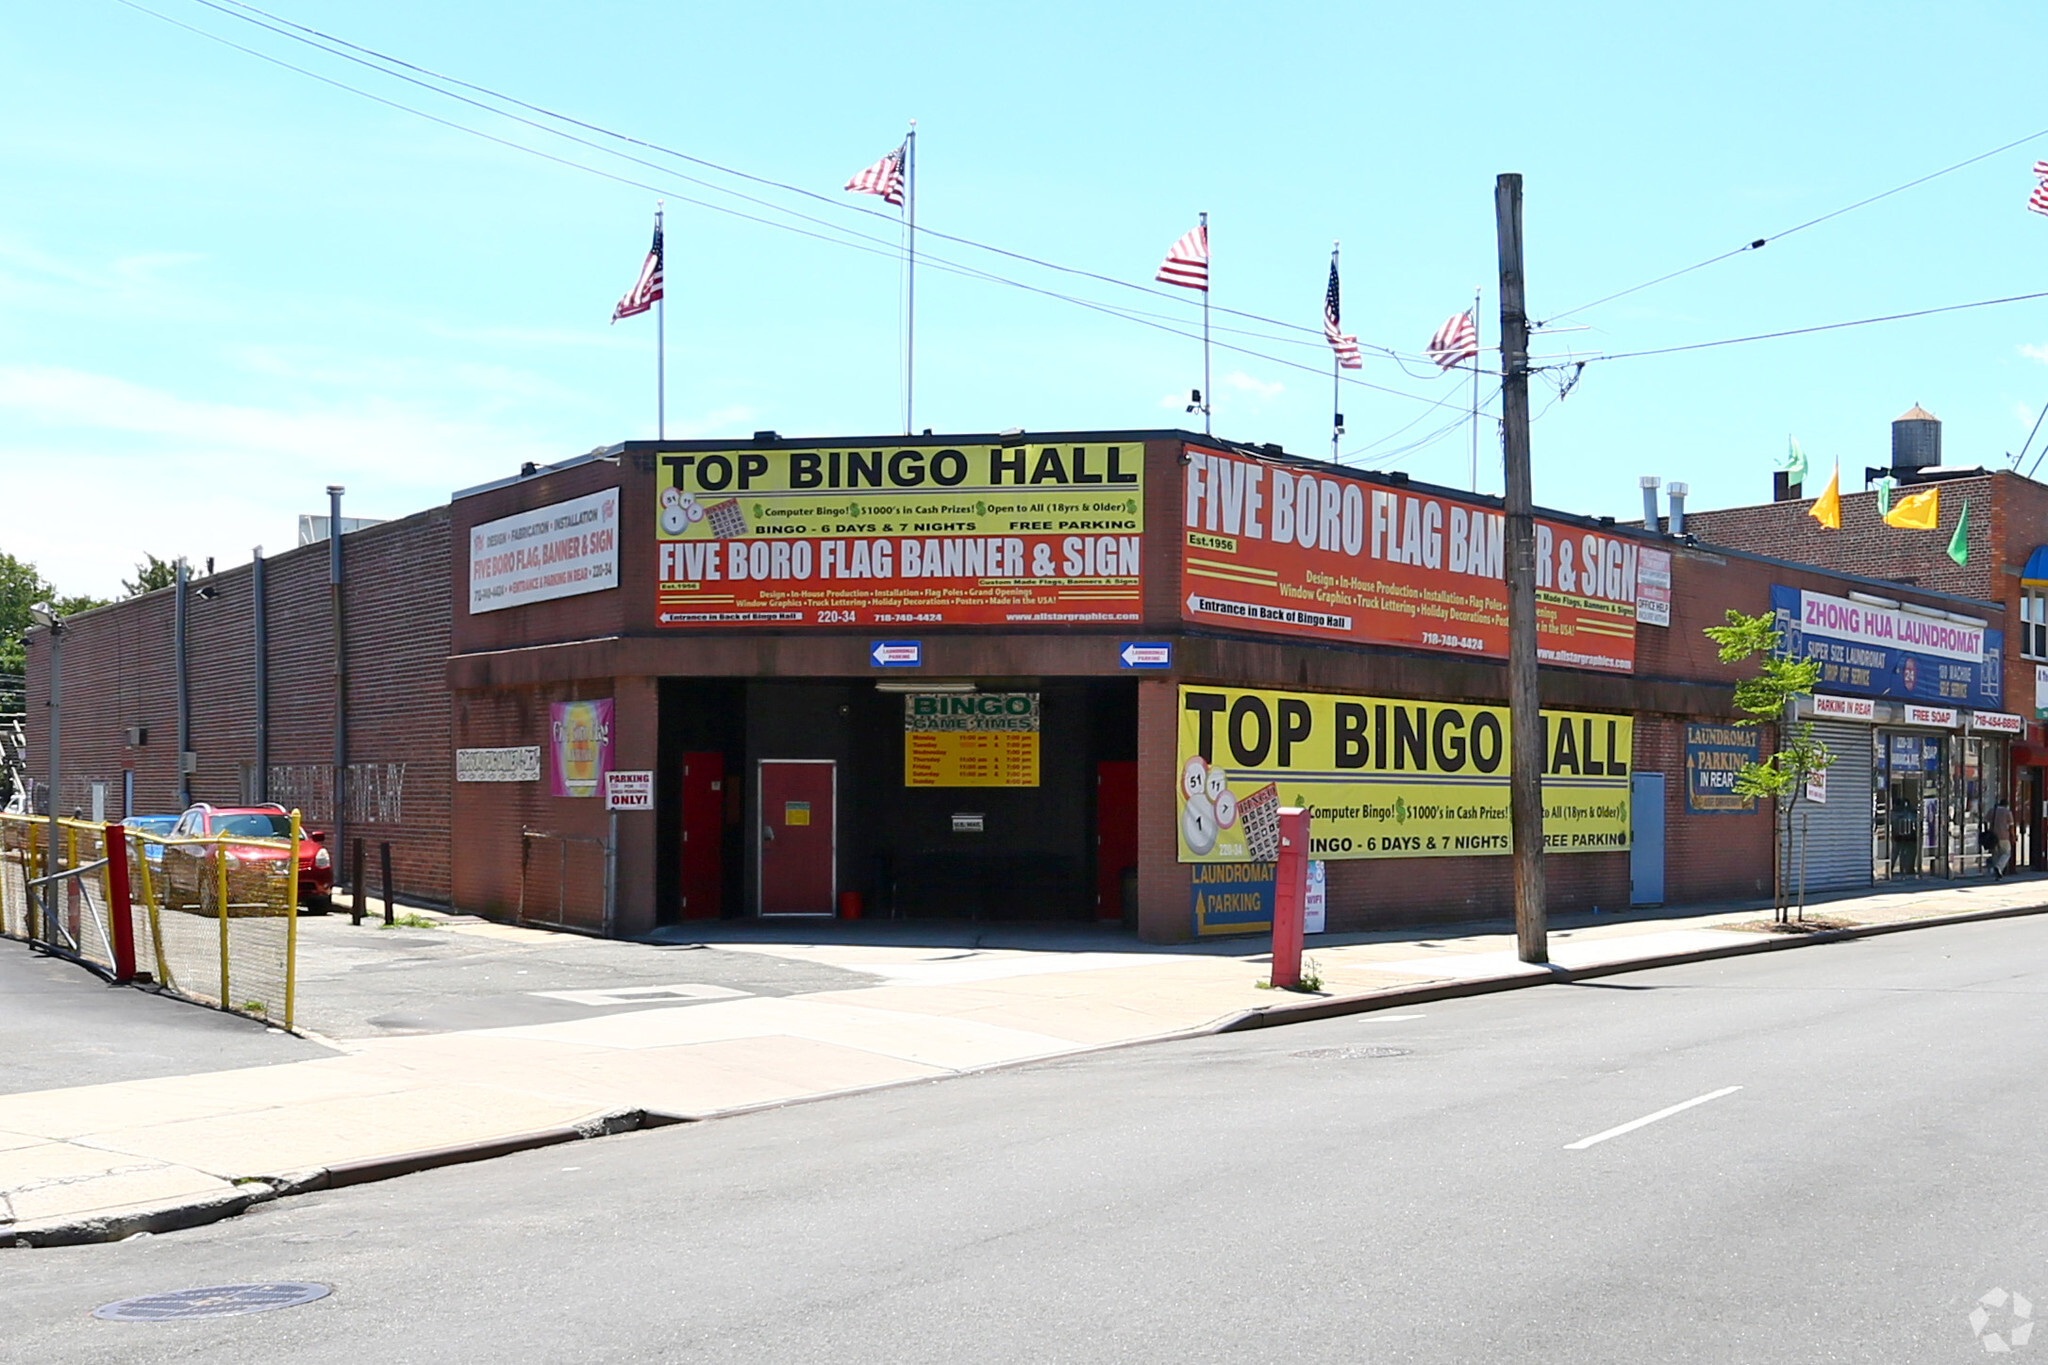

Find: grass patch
[378,912,442,930]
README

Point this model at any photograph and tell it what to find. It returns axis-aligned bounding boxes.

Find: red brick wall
[22,508,453,903]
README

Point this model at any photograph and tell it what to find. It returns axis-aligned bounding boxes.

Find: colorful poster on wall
[549,698,614,798]
[1684,723,1761,814]
[1179,446,1639,672]
[1770,585,2002,707]
[903,692,1041,787]
[1176,685,1632,862]
[468,488,620,614]
[654,444,1143,627]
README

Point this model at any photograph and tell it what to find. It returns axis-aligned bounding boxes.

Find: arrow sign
[870,640,922,667]
[1119,642,1172,669]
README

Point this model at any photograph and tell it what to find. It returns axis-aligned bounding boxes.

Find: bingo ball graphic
[659,493,704,536]
[1182,795,1219,855]
[1181,756,1210,802]
[1213,787,1238,830]
[1203,767,1230,804]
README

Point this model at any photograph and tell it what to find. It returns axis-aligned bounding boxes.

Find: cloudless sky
[6,0,2047,598]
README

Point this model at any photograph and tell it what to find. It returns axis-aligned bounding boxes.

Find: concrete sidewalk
[5,873,2045,1246]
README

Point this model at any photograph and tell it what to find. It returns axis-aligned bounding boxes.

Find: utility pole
[1496,173,1547,965]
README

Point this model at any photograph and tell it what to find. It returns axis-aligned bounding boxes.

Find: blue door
[1630,772,1665,906]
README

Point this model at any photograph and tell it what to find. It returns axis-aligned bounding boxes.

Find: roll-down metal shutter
[1794,720,1873,892]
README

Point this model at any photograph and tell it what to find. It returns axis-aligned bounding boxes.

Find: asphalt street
[0,949,328,1093]
[6,915,2046,1362]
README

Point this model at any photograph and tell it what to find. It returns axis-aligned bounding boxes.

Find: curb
[7,897,2042,1248]
[1218,898,2048,1031]
[0,1108,681,1250]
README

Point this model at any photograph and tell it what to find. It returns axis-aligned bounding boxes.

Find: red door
[1095,760,1138,922]
[759,760,835,915]
[679,752,724,920]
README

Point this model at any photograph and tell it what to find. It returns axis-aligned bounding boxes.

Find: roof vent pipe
[1666,482,1689,537]
[1639,476,1661,533]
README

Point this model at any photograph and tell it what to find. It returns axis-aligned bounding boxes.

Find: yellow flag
[1809,465,1841,529]
[1884,485,1940,530]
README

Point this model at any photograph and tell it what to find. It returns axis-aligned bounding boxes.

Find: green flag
[1874,473,1897,514]
[1947,498,1970,565]
[1777,435,1809,483]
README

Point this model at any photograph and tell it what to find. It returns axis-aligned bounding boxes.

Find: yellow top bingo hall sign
[1176,685,1632,862]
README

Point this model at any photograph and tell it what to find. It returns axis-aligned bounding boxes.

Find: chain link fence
[0,813,301,1029]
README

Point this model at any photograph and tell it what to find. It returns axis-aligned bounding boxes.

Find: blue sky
[6,0,2047,598]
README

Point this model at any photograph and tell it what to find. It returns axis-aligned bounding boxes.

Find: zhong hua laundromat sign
[653,444,1144,628]
[1179,446,1643,672]
[1175,685,1633,862]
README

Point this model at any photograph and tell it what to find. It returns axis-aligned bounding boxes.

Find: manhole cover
[94,1282,332,1321]
[1290,1046,1412,1060]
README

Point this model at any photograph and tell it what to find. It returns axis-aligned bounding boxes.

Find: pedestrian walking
[1991,799,2015,879]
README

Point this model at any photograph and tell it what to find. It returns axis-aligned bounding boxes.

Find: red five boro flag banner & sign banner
[656,444,1142,627]
[1176,685,1633,862]
[1180,446,1641,672]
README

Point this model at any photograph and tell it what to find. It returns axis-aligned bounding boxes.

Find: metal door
[758,760,835,915]
[679,751,723,920]
[1093,760,1137,922]
[1629,772,1665,906]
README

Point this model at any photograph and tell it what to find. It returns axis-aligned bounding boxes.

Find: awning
[2013,743,2048,767]
[2023,545,2048,585]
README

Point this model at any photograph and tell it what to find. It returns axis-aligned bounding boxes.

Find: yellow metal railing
[0,811,302,1029]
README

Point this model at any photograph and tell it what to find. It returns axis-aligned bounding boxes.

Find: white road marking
[1564,1086,1743,1150]
[530,984,750,1007]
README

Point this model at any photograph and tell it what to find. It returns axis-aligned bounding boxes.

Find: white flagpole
[656,201,666,440]
[905,121,917,436]
[1201,210,1211,435]
[1468,286,1481,492]
[1331,241,1342,461]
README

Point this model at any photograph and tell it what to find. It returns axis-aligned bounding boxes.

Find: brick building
[1683,405,2040,875]
[21,428,2013,941]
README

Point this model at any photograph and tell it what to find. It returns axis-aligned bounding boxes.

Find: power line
[201,0,1468,366]
[1543,123,2048,326]
[121,0,1471,413]
[1589,289,2048,362]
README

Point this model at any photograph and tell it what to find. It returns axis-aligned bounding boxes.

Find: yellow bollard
[134,832,174,988]
[216,831,230,1010]
[284,810,301,1031]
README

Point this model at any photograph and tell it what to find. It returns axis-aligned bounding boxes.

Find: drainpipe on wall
[253,545,268,803]
[174,557,191,809]
[328,486,348,895]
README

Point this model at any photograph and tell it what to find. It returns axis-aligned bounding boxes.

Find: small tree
[121,554,179,598]
[1702,609,1834,922]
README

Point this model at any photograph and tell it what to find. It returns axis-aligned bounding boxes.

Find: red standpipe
[1269,808,1310,988]
[105,822,136,984]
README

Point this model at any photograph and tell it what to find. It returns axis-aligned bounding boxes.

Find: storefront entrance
[656,677,1137,923]
[1873,730,2004,881]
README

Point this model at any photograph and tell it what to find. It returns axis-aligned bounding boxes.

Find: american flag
[1156,223,1209,291]
[845,143,906,207]
[1426,309,1479,370]
[2030,160,2048,217]
[611,222,663,322]
[1323,258,1362,369]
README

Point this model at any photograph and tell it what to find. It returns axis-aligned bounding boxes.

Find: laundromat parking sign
[1176,685,1632,862]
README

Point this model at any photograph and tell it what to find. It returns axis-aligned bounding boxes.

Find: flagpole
[904,120,916,437]
[1331,241,1341,461]
[1200,210,1211,435]
[1468,286,1481,492]
[656,201,666,440]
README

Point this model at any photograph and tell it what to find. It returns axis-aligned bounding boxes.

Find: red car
[163,803,334,914]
